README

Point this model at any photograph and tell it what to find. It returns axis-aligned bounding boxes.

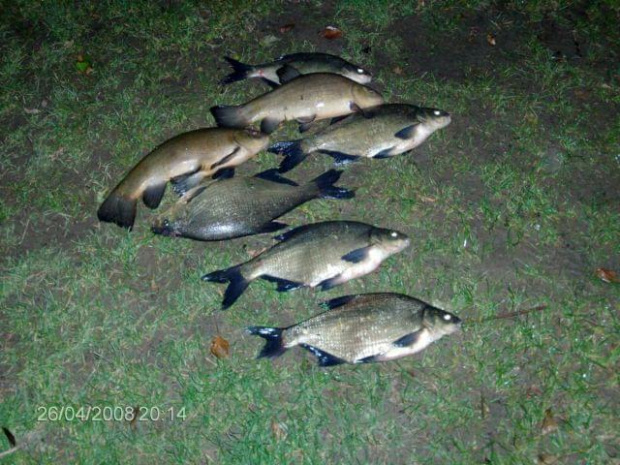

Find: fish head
[341,65,373,85]
[351,84,384,108]
[369,227,410,254]
[151,217,180,237]
[235,127,271,153]
[416,107,452,131]
[423,306,462,336]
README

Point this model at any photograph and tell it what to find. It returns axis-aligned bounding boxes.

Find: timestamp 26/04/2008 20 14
[37,405,187,422]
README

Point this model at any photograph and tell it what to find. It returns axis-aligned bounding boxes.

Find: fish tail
[312,169,355,200]
[97,189,137,230]
[220,57,254,85]
[211,104,248,129]
[246,326,287,359]
[202,265,250,309]
[268,140,307,172]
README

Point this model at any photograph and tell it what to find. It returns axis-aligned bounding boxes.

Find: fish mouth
[151,220,178,237]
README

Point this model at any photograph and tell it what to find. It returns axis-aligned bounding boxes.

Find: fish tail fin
[268,140,307,172]
[97,190,137,229]
[246,326,287,359]
[211,105,248,129]
[220,57,254,85]
[311,169,355,199]
[202,265,250,309]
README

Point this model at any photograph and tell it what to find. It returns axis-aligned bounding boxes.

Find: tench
[203,221,410,309]
[269,104,451,172]
[151,169,354,241]
[221,53,372,87]
[248,293,461,366]
[97,128,269,229]
[211,73,384,134]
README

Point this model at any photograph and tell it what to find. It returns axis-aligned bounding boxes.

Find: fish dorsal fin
[277,64,302,84]
[394,124,419,140]
[349,103,375,119]
[320,295,357,310]
[273,224,313,242]
[393,331,423,347]
[300,344,347,367]
[254,169,299,186]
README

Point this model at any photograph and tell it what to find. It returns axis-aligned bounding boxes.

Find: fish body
[248,293,461,366]
[269,104,451,172]
[203,221,409,309]
[221,53,372,87]
[151,169,354,241]
[97,128,269,229]
[211,73,384,134]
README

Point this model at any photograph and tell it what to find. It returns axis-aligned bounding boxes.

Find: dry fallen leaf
[321,26,343,40]
[210,335,230,359]
[538,453,559,464]
[541,408,558,435]
[419,195,437,203]
[595,267,619,283]
[279,23,295,33]
[486,32,496,46]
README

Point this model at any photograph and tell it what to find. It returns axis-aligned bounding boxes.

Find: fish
[151,169,354,241]
[247,293,461,366]
[268,104,452,172]
[97,128,269,229]
[220,53,372,87]
[202,221,410,309]
[211,73,384,134]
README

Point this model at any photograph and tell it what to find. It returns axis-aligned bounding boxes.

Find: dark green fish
[248,293,461,366]
[269,104,451,172]
[151,169,354,241]
[221,53,372,87]
[211,73,384,134]
[202,221,410,309]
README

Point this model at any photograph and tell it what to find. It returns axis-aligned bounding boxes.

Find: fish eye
[443,314,452,321]
[357,68,364,73]
[433,110,441,116]
[390,231,398,238]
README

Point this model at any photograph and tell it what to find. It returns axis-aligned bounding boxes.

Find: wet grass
[1,0,619,463]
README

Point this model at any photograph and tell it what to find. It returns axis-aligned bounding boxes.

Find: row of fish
[96,52,460,366]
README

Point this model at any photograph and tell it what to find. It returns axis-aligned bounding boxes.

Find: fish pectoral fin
[357,355,380,364]
[261,275,304,292]
[276,64,302,84]
[318,275,344,291]
[171,169,205,196]
[372,147,397,159]
[329,114,351,125]
[254,169,299,186]
[210,146,241,170]
[181,185,208,203]
[257,221,289,234]
[319,150,360,166]
[261,78,280,88]
[319,295,357,310]
[142,182,167,209]
[300,344,347,367]
[261,117,281,135]
[393,331,423,347]
[212,167,235,180]
[394,124,419,139]
[341,247,371,263]
[297,115,316,133]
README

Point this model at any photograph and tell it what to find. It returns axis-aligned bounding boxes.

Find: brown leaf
[486,32,496,46]
[279,23,295,33]
[541,408,558,435]
[321,26,343,40]
[595,267,619,283]
[210,335,230,359]
[538,453,559,464]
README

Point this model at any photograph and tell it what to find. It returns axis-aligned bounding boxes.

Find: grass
[1,0,619,463]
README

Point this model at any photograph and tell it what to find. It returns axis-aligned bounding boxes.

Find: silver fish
[248,293,461,366]
[202,221,409,309]
[269,104,451,172]
[151,169,353,241]
[221,53,372,87]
